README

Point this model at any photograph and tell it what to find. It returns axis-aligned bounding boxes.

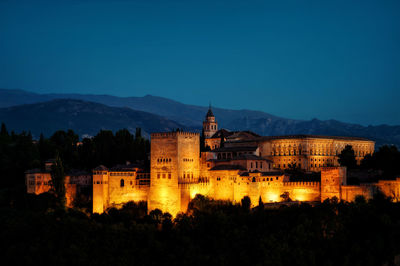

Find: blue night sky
[0,0,399,125]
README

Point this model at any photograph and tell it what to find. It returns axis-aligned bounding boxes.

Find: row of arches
[204,124,217,131]
[271,143,373,157]
[157,158,171,163]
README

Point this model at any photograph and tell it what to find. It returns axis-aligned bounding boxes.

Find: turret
[203,104,218,138]
[92,165,109,213]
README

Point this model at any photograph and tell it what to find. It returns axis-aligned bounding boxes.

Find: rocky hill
[0,99,185,138]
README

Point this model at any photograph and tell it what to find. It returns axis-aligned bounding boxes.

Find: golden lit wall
[93,171,109,213]
[148,132,200,216]
[258,138,374,172]
[107,173,149,207]
[341,185,375,202]
[376,179,400,202]
[321,167,347,201]
[207,170,320,206]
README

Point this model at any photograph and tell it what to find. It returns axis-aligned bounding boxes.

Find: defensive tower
[148,131,200,216]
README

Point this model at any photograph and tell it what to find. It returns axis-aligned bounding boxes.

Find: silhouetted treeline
[0,123,150,188]
[361,145,400,179]
[1,191,400,266]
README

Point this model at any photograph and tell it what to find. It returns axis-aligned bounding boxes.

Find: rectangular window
[168,173,171,179]
[157,173,160,179]
[162,173,166,179]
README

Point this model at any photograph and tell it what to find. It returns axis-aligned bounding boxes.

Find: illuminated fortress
[92,107,400,216]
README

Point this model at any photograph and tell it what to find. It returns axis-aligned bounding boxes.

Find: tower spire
[203,102,217,138]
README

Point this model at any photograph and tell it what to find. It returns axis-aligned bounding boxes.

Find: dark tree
[135,127,142,140]
[257,196,264,210]
[280,191,292,202]
[338,145,357,169]
[361,145,400,179]
[241,196,251,211]
[1,122,8,136]
[50,153,66,208]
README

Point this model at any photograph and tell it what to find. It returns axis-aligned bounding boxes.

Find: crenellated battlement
[151,131,200,139]
[282,181,320,187]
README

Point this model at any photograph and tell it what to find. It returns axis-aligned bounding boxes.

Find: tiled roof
[240,171,284,176]
[213,146,258,152]
[210,164,246,171]
[226,131,260,140]
[67,169,91,176]
[210,129,232,138]
[93,165,108,171]
[25,168,49,174]
[230,154,272,162]
[109,164,142,172]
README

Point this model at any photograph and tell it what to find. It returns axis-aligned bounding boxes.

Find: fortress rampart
[87,109,397,216]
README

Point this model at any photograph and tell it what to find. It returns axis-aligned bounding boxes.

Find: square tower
[148,131,200,216]
[321,167,347,202]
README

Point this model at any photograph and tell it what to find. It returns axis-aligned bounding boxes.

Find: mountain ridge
[0,88,289,128]
[0,99,186,138]
[0,89,399,147]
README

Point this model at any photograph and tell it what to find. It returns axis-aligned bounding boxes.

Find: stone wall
[321,167,347,201]
[148,132,200,216]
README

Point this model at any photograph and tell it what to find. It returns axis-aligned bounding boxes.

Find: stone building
[92,164,149,213]
[25,160,91,207]
[90,107,397,216]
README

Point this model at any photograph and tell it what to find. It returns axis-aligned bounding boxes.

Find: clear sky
[0,0,399,125]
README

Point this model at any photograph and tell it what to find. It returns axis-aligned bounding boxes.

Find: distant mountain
[225,117,400,147]
[0,89,283,128]
[0,99,185,138]
[1,89,399,147]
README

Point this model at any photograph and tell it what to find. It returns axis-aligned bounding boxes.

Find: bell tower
[203,104,218,139]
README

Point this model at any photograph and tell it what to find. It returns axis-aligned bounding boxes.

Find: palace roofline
[212,146,258,152]
[210,165,247,171]
[225,134,373,142]
[239,171,284,176]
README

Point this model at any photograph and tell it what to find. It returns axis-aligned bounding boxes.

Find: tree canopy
[338,145,357,169]
[0,123,150,189]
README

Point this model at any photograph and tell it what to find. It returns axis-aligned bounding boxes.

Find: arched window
[120,179,124,187]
